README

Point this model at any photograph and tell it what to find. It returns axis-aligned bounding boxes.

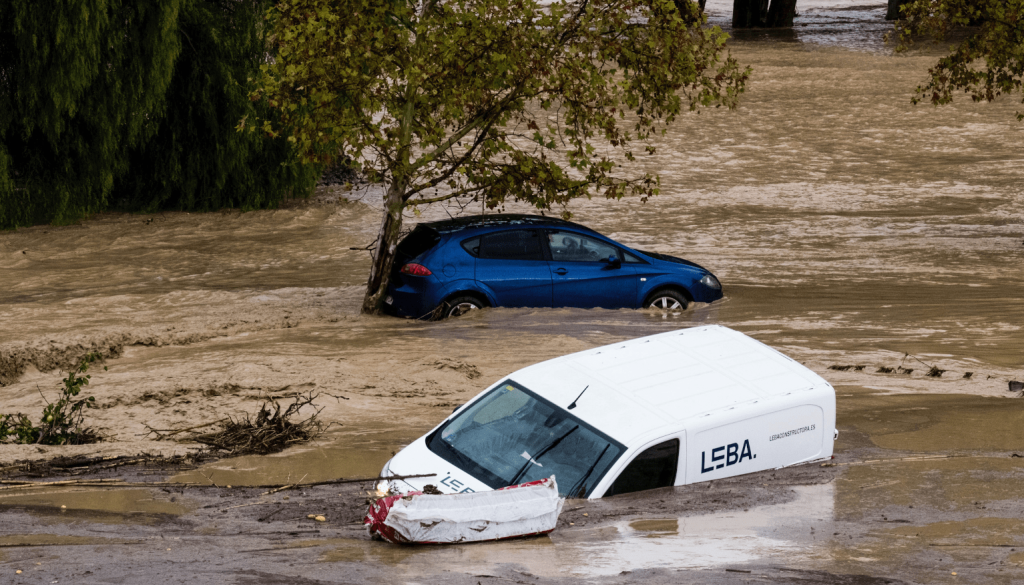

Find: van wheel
[439,296,484,319]
[644,290,689,313]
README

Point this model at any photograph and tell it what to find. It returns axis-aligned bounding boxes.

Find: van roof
[508,325,830,445]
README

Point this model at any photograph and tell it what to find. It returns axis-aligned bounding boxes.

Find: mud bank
[2,388,1023,583]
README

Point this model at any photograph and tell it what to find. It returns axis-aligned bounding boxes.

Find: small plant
[0,354,102,445]
[0,413,37,444]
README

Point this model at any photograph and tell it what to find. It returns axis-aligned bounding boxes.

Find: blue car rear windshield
[396,226,441,261]
[427,381,625,498]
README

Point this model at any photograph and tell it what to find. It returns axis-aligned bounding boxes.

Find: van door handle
[553,268,568,275]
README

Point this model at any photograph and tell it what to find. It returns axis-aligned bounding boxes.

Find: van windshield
[427,381,624,498]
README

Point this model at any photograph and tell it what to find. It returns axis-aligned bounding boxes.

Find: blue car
[383,214,722,319]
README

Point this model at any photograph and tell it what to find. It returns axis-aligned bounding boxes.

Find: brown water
[0,487,194,526]
[3,24,1021,400]
[1,4,1023,580]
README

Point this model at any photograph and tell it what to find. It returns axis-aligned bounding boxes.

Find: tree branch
[403,117,499,200]
[408,183,495,206]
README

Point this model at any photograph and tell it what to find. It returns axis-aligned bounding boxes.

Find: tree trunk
[733,0,769,28]
[674,0,705,23]
[886,0,911,20]
[360,181,407,315]
[765,0,797,27]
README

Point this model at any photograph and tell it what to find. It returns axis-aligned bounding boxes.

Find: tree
[112,0,319,212]
[254,0,749,314]
[887,0,911,21]
[0,0,184,228]
[893,0,1024,120]
[0,0,317,229]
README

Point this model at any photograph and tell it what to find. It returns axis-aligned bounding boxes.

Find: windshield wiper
[568,443,611,498]
[509,425,579,486]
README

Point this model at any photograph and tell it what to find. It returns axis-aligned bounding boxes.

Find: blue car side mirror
[605,255,622,268]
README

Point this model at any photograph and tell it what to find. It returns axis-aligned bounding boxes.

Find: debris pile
[827,352,1018,383]
[828,365,866,372]
[148,392,330,455]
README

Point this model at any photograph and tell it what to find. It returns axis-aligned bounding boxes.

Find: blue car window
[623,251,643,263]
[396,226,441,261]
[461,237,481,257]
[478,230,544,261]
[548,231,620,263]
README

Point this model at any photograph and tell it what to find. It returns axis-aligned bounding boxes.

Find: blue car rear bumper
[384,275,445,318]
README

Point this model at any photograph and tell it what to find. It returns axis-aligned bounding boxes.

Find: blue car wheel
[643,289,690,313]
[439,295,486,319]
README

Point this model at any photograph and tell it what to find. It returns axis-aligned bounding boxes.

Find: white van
[380,325,836,499]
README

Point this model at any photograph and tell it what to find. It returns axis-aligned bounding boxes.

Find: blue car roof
[419,214,595,235]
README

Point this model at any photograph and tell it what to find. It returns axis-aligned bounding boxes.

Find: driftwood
[1,453,210,478]
[259,473,308,496]
[0,541,143,549]
[0,473,435,491]
[0,478,124,491]
[144,419,228,439]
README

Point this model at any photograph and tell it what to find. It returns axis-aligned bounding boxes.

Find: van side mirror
[605,254,621,268]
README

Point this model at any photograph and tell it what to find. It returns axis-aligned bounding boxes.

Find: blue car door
[472,229,552,307]
[547,231,638,308]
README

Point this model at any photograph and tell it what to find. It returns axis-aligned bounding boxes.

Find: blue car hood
[636,249,708,272]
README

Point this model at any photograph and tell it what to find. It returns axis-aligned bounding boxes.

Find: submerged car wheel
[644,290,689,314]
[441,296,484,319]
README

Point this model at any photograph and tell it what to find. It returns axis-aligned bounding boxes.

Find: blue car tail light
[401,263,433,276]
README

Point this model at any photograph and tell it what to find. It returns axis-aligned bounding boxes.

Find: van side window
[477,230,544,261]
[605,439,679,497]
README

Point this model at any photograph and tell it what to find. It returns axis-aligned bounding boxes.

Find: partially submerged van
[380,325,836,499]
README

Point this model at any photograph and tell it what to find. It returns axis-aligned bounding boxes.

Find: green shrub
[0,354,102,445]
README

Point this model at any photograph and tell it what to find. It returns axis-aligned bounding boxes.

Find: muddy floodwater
[1,1,1023,583]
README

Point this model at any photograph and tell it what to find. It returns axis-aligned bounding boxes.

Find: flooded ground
[2,388,1022,583]
[1,0,1023,582]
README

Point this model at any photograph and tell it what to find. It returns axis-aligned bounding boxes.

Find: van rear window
[396,226,441,261]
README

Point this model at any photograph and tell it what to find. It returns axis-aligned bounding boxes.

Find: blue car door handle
[553,267,568,275]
